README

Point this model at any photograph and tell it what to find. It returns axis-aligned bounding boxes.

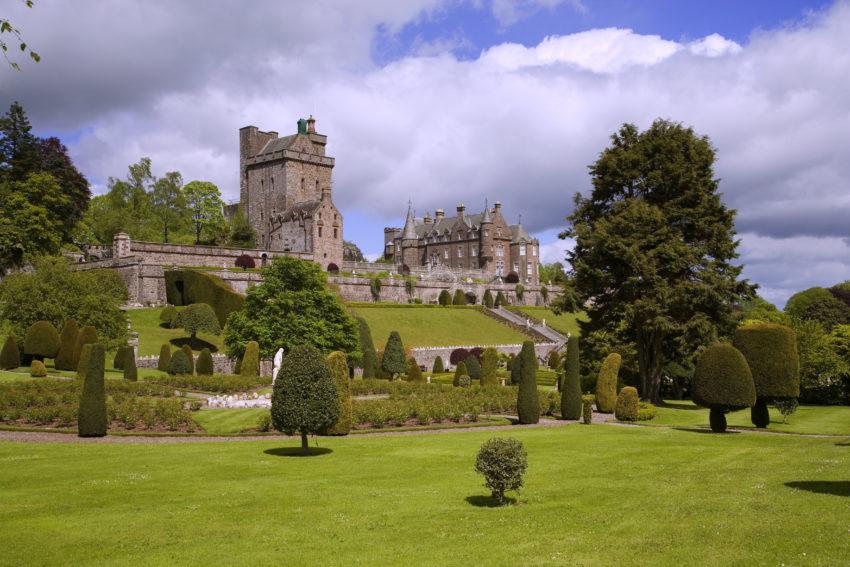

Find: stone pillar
[114,232,132,258]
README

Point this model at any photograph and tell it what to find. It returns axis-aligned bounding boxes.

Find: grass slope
[0,426,848,566]
[127,307,223,356]
[513,306,586,337]
[352,307,528,348]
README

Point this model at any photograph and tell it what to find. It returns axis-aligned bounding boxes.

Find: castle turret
[400,202,419,268]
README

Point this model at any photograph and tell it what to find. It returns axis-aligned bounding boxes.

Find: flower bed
[144,373,270,394]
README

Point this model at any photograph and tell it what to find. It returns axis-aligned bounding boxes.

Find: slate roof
[258,134,299,155]
[400,211,535,243]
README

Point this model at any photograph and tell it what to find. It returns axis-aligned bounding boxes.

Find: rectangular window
[333,228,338,239]
[496,247,504,258]
[513,262,518,272]
[318,227,322,238]
[472,248,477,257]
[519,244,526,256]
[444,249,448,259]
[532,245,537,257]
[457,247,463,258]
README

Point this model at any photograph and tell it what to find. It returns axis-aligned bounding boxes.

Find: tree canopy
[183,181,226,245]
[174,303,221,339]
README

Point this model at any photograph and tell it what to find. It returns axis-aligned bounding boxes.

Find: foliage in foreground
[474,437,528,505]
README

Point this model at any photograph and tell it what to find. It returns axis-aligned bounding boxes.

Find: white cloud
[688,33,743,57]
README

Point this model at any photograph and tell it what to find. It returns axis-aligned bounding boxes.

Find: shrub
[516,341,539,424]
[438,289,451,306]
[457,374,471,388]
[369,276,382,302]
[147,373,268,394]
[405,357,424,382]
[733,323,800,428]
[159,305,177,328]
[785,286,850,330]
[235,253,256,270]
[54,319,79,370]
[30,359,47,377]
[181,344,195,375]
[692,343,756,433]
[480,347,499,387]
[240,340,259,377]
[495,291,506,307]
[615,386,639,421]
[595,353,621,413]
[78,343,107,437]
[1,335,21,369]
[637,402,657,421]
[561,338,582,420]
[449,348,470,365]
[547,350,561,370]
[168,349,192,375]
[23,321,60,360]
[468,347,484,361]
[515,284,525,303]
[382,331,406,380]
[357,316,378,379]
[540,286,549,304]
[271,344,339,453]
[164,270,244,327]
[774,398,798,423]
[157,343,171,372]
[325,351,352,435]
[196,348,214,376]
[256,412,272,432]
[375,350,390,380]
[505,272,519,284]
[510,351,522,385]
[483,290,494,308]
[76,343,95,379]
[506,353,514,371]
[581,395,594,424]
[174,303,221,339]
[474,437,528,505]
[464,354,482,380]
[452,289,466,305]
[123,350,137,382]
[113,346,128,370]
[453,361,468,387]
[432,356,445,374]
[72,326,98,372]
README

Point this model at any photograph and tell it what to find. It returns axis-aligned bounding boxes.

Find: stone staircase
[482,307,569,350]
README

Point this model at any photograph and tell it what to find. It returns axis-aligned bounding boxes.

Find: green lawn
[127,307,224,356]
[192,408,267,434]
[0,363,162,382]
[1,425,848,566]
[513,306,586,337]
[352,306,529,348]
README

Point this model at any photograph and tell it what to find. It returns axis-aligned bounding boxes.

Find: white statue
[272,348,284,384]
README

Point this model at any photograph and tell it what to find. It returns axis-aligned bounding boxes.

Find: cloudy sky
[2,0,849,307]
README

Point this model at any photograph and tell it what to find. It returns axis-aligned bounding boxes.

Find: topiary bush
[381,332,406,380]
[581,395,594,424]
[505,272,519,284]
[452,289,466,305]
[157,343,171,372]
[438,289,452,306]
[560,338,582,420]
[78,343,107,437]
[240,340,259,377]
[480,347,499,387]
[23,321,60,360]
[457,374,471,388]
[637,402,657,421]
[72,326,98,372]
[54,320,79,371]
[271,344,339,453]
[181,344,195,375]
[164,270,244,327]
[733,323,800,429]
[464,354,482,380]
[548,349,561,370]
[76,343,95,379]
[196,348,214,376]
[113,346,128,370]
[325,351,351,435]
[474,437,528,505]
[483,289,494,308]
[453,361,468,387]
[123,350,137,382]
[1,335,21,370]
[168,349,192,375]
[159,305,178,328]
[595,353,621,413]
[510,351,522,385]
[405,356,424,382]
[615,386,639,421]
[691,343,756,433]
[174,303,221,340]
[30,359,47,377]
[357,316,378,379]
[432,356,444,374]
[495,291,506,307]
[516,341,539,424]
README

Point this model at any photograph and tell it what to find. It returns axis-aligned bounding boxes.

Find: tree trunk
[637,330,664,404]
[195,223,201,245]
[300,431,309,454]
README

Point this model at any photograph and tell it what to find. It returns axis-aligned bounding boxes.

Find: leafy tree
[474,437,528,505]
[82,157,158,243]
[483,289,494,308]
[785,287,850,331]
[174,303,220,339]
[480,347,499,387]
[183,181,226,244]
[342,240,365,262]
[228,205,256,248]
[539,262,568,285]
[325,351,352,435]
[0,6,40,71]
[516,341,539,424]
[224,256,358,359]
[0,173,67,268]
[0,334,20,369]
[78,343,107,437]
[737,295,789,325]
[561,120,754,403]
[794,319,848,404]
[595,353,621,413]
[150,171,186,243]
[271,344,339,454]
[381,331,406,380]
[23,320,59,360]
[54,319,79,371]
[561,337,582,419]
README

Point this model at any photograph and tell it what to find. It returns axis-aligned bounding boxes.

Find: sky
[1,0,848,308]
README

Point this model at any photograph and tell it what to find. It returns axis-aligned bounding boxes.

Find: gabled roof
[258,134,299,155]
[280,200,322,220]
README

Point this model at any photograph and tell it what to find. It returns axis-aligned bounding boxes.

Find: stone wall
[411,342,559,371]
[120,239,310,269]
[137,353,274,377]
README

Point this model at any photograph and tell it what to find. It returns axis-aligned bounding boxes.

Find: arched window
[301,177,305,192]
[316,180,319,192]
[261,253,268,267]
[318,227,323,238]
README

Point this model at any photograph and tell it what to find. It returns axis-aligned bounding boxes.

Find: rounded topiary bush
[196,348,214,376]
[1,335,21,370]
[474,437,528,505]
[30,359,47,377]
[23,321,61,360]
[381,332,406,380]
[452,289,467,305]
[405,356,424,382]
[432,356,444,374]
[548,349,561,370]
[692,343,756,433]
[235,253,256,270]
[324,351,351,436]
[78,343,107,437]
[463,354,481,380]
[733,323,800,428]
[595,353,621,413]
[453,361,468,387]
[54,319,79,371]
[168,349,192,375]
[516,341,539,424]
[483,289,494,308]
[181,344,195,375]
[449,348,469,366]
[438,289,451,306]
[73,326,98,372]
[615,386,639,421]
[157,343,171,372]
[480,347,499,387]
[560,338,582,420]
[495,291,506,307]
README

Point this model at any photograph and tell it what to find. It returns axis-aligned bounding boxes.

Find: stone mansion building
[384,202,540,285]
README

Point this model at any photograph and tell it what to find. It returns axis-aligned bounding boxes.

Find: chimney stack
[435,208,445,220]
[307,115,316,134]
[493,201,502,213]
[423,211,432,224]
[457,203,465,220]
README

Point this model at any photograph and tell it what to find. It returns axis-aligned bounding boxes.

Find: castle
[384,202,540,284]
[237,116,343,270]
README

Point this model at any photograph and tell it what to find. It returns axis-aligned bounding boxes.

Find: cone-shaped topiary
[615,386,639,421]
[483,289,494,308]
[123,350,137,381]
[452,289,466,305]
[30,359,47,377]
[381,331,406,380]
[78,343,107,437]
[464,354,481,380]
[516,341,539,424]
[480,347,499,387]
[432,356,445,374]
[72,326,98,371]
[405,357,424,382]
[271,344,339,453]
[168,348,192,375]
[180,344,194,375]
[54,320,79,370]
[506,353,514,371]
[196,348,214,376]
[240,340,259,377]
[324,351,351,435]
[595,353,621,413]
[733,323,800,429]
[76,343,95,379]
[1,335,21,370]
[453,361,468,387]
[157,343,171,372]
[510,351,522,384]
[692,343,756,433]
[23,321,60,360]
[495,291,506,307]
[561,338,582,420]
[113,346,128,370]
[375,350,390,380]
[357,317,378,379]
[548,350,561,370]
[438,289,452,306]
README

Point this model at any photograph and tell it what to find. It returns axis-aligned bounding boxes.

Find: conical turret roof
[402,202,417,240]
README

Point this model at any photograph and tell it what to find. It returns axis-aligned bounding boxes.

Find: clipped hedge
[692,343,756,432]
[453,361,468,387]
[78,343,107,437]
[157,344,171,372]
[72,326,98,372]
[54,320,79,371]
[181,344,195,375]
[164,270,245,327]
[432,356,445,374]
[147,373,269,394]
[516,341,539,424]
[325,351,352,435]
[123,351,138,382]
[1,335,21,370]
[480,347,499,387]
[464,354,482,380]
[23,321,61,360]
[405,357,424,382]
[614,386,639,421]
[168,349,192,375]
[560,338,582,420]
[240,340,259,378]
[595,353,621,413]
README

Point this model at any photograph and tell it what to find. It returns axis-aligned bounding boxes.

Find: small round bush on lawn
[23,321,61,360]
[78,343,107,437]
[692,343,756,433]
[168,349,192,375]
[181,344,195,375]
[432,356,444,374]
[196,348,214,376]
[73,326,98,372]
[615,386,639,421]
[637,402,657,421]
[240,340,259,377]
[480,347,499,387]
[405,356,424,382]
[123,351,137,381]
[54,319,79,370]
[1,335,21,370]
[159,305,178,328]
[30,359,47,377]
[157,343,171,372]
[595,353,621,413]
[457,374,471,388]
[453,361,468,387]
[324,351,351,435]
[516,341,539,424]
[463,354,481,380]
[474,437,528,505]
[560,337,582,420]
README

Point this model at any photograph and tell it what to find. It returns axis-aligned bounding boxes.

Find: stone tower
[400,202,419,269]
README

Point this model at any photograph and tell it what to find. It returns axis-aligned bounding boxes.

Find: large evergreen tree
[561,120,754,403]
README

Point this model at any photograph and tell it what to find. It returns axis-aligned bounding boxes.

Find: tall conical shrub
[76,343,95,379]
[547,350,561,370]
[113,346,128,370]
[78,343,107,437]
[453,361,468,387]
[452,289,467,305]
[480,347,499,387]
[595,353,621,413]
[0,335,21,370]
[357,317,378,379]
[560,338,582,420]
[196,348,214,376]
[23,321,61,360]
[510,352,522,384]
[483,289,494,308]
[438,289,451,306]
[240,341,259,377]
[157,343,171,372]
[325,351,351,435]
[168,348,191,375]
[381,331,406,380]
[405,357,424,382]
[73,326,98,371]
[432,356,445,374]
[516,341,539,424]
[54,320,79,370]
[123,350,138,382]
[495,291,506,307]
[181,344,195,375]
